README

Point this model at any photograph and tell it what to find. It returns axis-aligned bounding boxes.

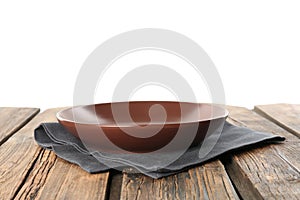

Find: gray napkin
[34,122,284,178]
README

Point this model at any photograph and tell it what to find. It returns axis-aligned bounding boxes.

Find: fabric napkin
[34,122,284,179]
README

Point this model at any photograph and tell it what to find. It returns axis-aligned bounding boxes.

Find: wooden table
[0,104,299,200]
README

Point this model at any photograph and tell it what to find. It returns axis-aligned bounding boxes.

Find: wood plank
[120,160,239,200]
[0,108,109,200]
[254,104,300,138]
[0,107,39,145]
[24,155,109,200]
[0,108,60,199]
[224,106,300,200]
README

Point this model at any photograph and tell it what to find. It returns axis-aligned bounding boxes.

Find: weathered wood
[0,107,39,145]
[120,160,239,200]
[0,108,109,200]
[0,108,60,198]
[255,104,300,138]
[225,106,300,200]
[2,104,299,199]
[15,149,57,199]
[31,157,109,200]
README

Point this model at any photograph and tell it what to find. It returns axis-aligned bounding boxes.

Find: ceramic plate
[57,101,228,153]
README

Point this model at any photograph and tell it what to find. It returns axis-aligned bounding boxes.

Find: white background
[1,0,300,111]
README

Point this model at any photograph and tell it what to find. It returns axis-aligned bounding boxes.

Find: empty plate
[57,101,228,153]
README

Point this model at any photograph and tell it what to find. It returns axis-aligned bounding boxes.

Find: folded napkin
[34,122,284,179]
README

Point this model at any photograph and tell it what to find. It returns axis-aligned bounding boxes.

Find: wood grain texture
[255,104,300,138]
[225,106,300,200]
[120,161,239,200]
[0,108,60,199]
[0,107,39,145]
[0,107,109,200]
[29,156,109,200]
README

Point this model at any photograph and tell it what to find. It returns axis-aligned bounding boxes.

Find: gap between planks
[0,108,62,199]
[0,107,39,146]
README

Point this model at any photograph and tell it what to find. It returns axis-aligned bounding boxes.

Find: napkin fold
[34,122,284,179]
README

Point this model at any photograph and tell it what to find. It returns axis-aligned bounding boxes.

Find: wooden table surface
[0,104,299,200]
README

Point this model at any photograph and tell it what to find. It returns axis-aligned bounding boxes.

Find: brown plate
[57,101,228,153]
